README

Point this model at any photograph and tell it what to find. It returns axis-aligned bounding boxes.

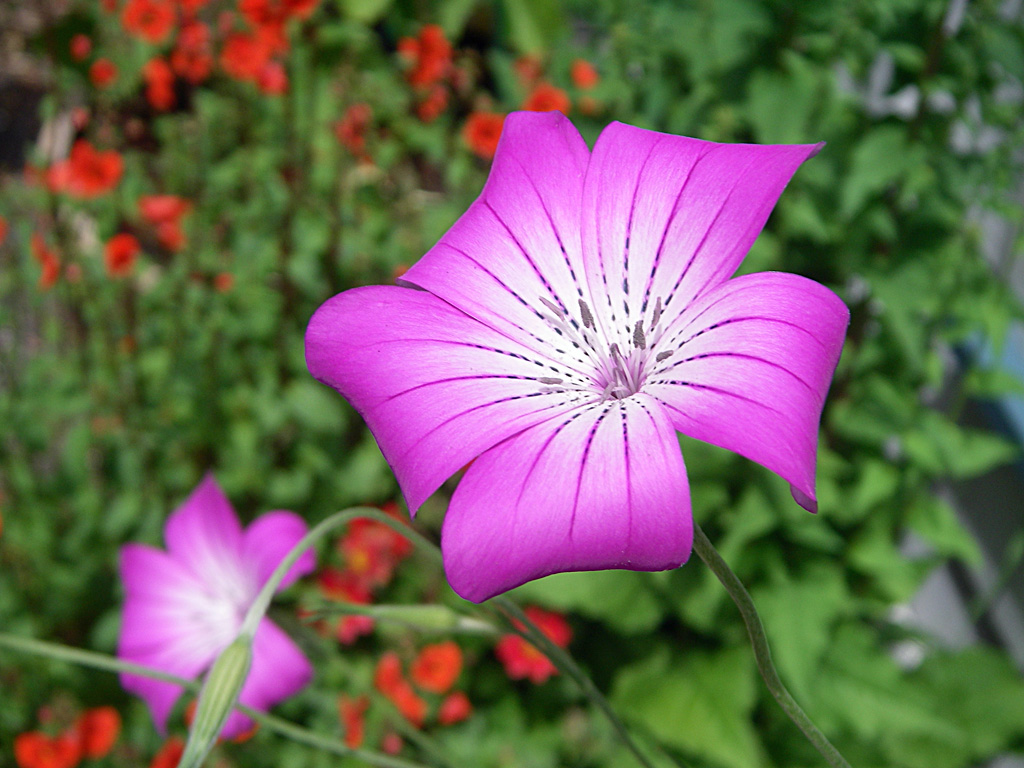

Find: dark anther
[578,299,594,329]
[538,377,564,385]
[656,351,673,362]
[539,297,564,317]
[633,321,646,350]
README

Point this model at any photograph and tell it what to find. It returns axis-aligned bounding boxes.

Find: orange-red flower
[374,652,427,727]
[338,694,369,748]
[317,566,375,644]
[410,641,462,694]
[494,606,572,684]
[415,84,447,123]
[138,194,191,249]
[13,732,81,768]
[570,59,599,90]
[148,737,184,768]
[257,61,288,94]
[513,54,543,87]
[73,707,120,759]
[213,272,234,292]
[89,59,118,88]
[462,112,504,160]
[30,233,60,290]
[171,20,213,84]
[339,509,412,591]
[522,82,570,114]
[47,140,123,199]
[397,24,452,88]
[334,103,372,160]
[437,691,472,726]
[70,34,92,61]
[143,57,176,111]
[0,215,8,246]
[121,0,176,44]
[104,233,141,277]
[220,31,276,82]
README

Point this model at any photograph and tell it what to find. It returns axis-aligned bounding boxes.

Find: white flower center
[536,296,672,403]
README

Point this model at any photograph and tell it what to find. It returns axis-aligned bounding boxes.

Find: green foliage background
[1,0,1024,766]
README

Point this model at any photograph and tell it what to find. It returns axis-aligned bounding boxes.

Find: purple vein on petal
[481,199,564,309]
[651,351,819,394]
[665,315,832,352]
[661,145,764,314]
[618,136,664,318]
[508,154,587,302]
[655,380,788,417]
[642,142,714,315]
[568,402,611,542]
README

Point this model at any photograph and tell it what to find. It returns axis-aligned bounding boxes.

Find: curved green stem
[491,598,686,768]
[0,632,430,768]
[691,524,852,768]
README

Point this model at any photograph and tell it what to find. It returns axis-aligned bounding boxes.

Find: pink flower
[305,112,848,602]
[118,475,315,737]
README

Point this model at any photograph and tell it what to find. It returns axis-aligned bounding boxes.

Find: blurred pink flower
[306,112,848,602]
[118,475,315,737]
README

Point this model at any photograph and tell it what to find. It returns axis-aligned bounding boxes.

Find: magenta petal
[118,544,226,732]
[219,618,313,738]
[306,285,583,511]
[646,272,849,511]
[164,474,248,588]
[581,122,823,333]
[442,393,692,602]
[242,511,315,591]
[401,112,594,358]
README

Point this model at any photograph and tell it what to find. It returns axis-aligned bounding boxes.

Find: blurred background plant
[2,0,1024,766]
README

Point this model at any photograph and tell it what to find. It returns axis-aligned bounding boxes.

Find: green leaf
[752,563,850,705]
[337,0,394,23]
[905,496,981,564]
[612,646,760,768]
[840,126,921,218]
[497,0,566,54]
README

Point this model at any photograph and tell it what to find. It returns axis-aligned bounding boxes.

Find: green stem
[490,598,683,768]
[240,506,387,637]
[0,632,430,768]
[691,524,852,768]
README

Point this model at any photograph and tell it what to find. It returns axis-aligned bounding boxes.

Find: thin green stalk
[691,524,852,768]
[491,598,683,768]
[0,632,429,768]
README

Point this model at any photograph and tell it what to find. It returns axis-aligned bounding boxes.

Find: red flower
[257,61,288,94]
[397,24,452,88]
[171,20,213,84]
[522,82,570,114]
[30,233,60,290]
[178,0,211,14]
[138,194,191,249]
[317,566,374,644]
[381,731,402,755]
[220,32,276,82]
[462,112,504,160]
[0,215,8,246]
[338,695,369,748]
[148,737,184,768]
[334,103,372,160]
[13,732,81,768]
[104,233,141,277]
[143,57,176,111]
[410,641,462,694]
[374,652,427,727]
[121,0,176,44]
[213,272,234,292]
[70,34,92,61]
[494,606,571,684]
[73,707,120,759]
[437,691,472,726]
[339,510,412,591]
[89,59,118,88]
[570,59,599,90]
[48,140,123,199]
[513,54,543,86]
[415,84,447,123]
